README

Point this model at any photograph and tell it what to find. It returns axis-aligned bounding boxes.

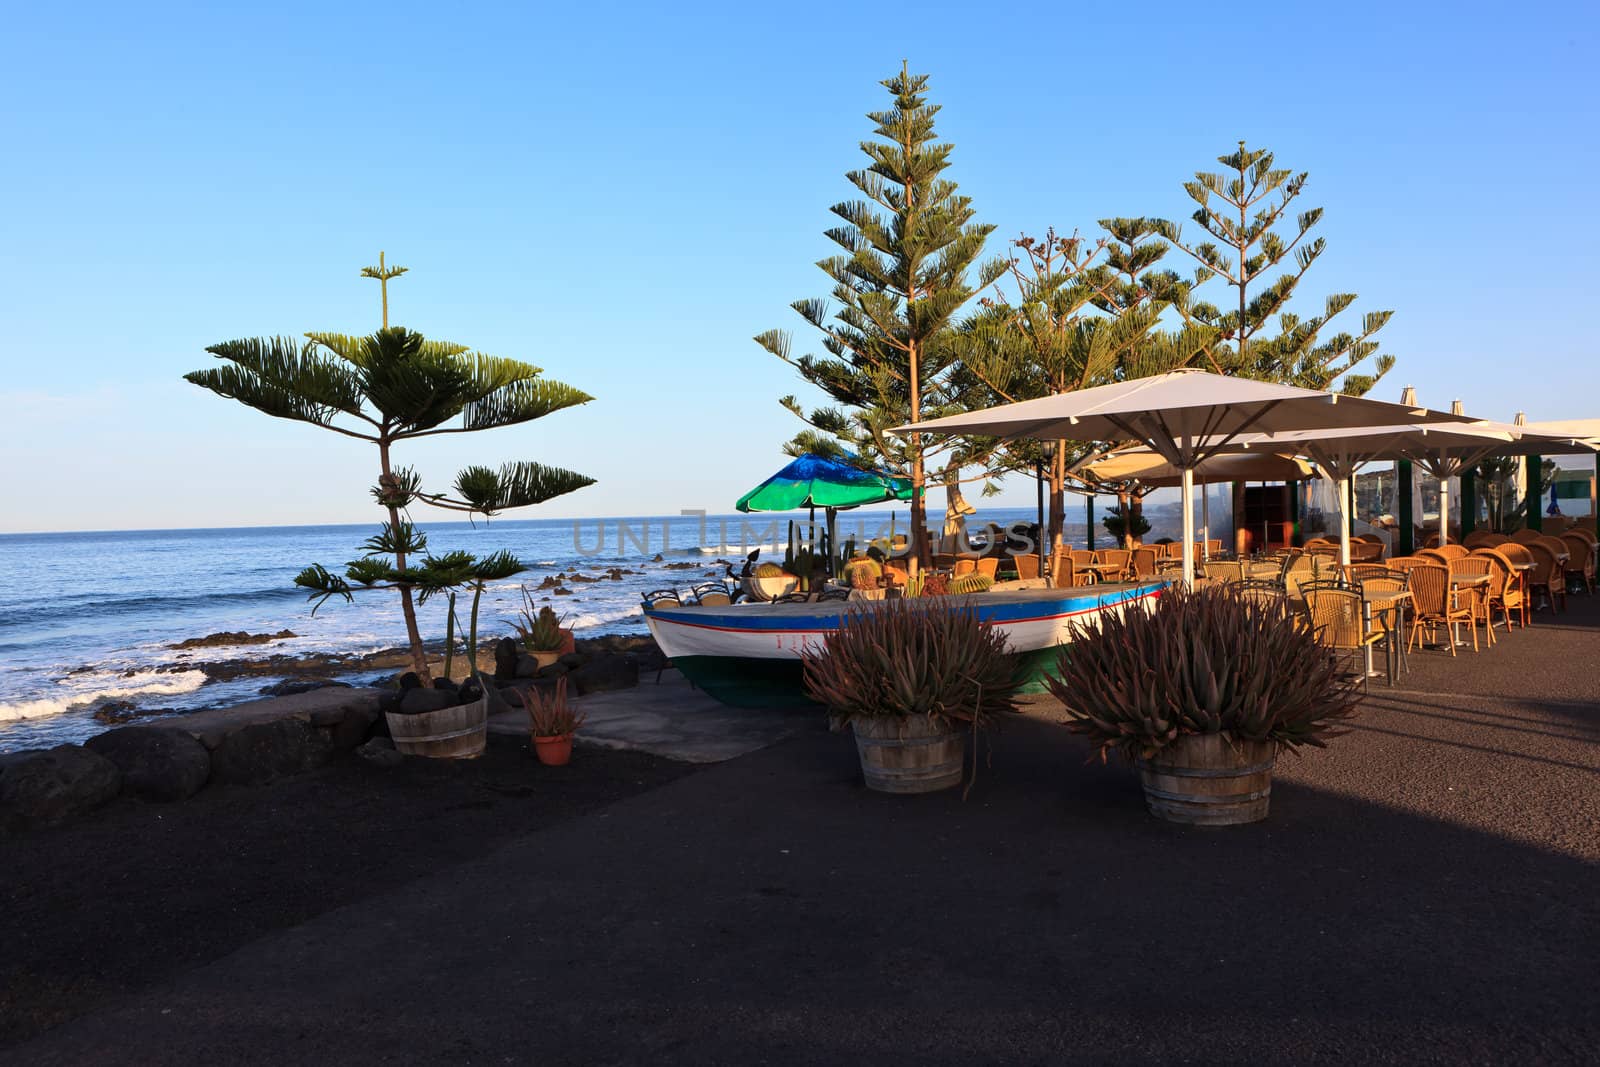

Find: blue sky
[1,1,1595,533]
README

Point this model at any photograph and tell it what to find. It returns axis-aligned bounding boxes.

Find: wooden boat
[644,581,1165,708]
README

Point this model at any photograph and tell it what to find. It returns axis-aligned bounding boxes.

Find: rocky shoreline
[90,626,667,726]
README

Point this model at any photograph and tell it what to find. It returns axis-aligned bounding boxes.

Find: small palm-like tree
[185,304,594,682]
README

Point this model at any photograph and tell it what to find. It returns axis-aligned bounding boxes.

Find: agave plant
[1048,584,1361,763]
[800,599,1020,728]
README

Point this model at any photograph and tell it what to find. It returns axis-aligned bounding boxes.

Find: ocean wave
[0,669,208,723]
[565,605,644,630]
[0,586,303,629]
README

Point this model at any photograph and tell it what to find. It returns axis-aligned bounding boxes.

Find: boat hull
[645,582,1164,708]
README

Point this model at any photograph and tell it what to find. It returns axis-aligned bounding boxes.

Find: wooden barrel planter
[851,715,966,794]
[386,695,488,759]
[1135,734,1276,826]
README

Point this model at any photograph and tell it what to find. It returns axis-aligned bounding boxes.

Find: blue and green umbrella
[736,454,913,574]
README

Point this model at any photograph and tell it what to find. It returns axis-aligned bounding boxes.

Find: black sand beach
[3,598,1597,1064]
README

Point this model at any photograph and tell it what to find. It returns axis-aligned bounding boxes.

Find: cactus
[843,557,882,590]
[1047,584,1362,764]
[755,562,786,578]
[948,573,992,595]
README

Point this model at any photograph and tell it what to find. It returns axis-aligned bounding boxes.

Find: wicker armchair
[1509,529,1541,545]
[1462,530,1499,549]
[1096,549,1133,581]
[1050,554,1090,588]
[1447,556,1496,647]
[975,557,1001,581]
[1130,546,1161,579]
[1473,549,1524,632]
[690,582,733,606]
[1523,541,1566,612]
[1304,586,1385,692]
[1012,554,1041,581]
[1559,533,1595,595]
[1205,559,1245,584]
[1406,562,1476,655]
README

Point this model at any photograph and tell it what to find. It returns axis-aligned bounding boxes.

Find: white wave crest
[565,605,644,631]
[0,669,208,723]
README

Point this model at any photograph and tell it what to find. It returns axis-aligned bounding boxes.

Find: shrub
[1047,584,1361,762]
[801,599,1021,728]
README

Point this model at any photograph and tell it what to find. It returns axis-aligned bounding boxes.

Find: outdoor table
[1082,562,1129,581]
[1362,589,1412,683]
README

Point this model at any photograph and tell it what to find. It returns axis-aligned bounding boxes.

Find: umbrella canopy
[1079,448,1314,488]
[1225,421,1597,557]
[896,369,1456,583]
[735,453,913,513]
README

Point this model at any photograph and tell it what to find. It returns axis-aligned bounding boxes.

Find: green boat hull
[672,646,1066,709]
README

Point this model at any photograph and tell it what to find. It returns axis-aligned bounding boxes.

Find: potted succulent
[1047,584,1362,825]
[510,588,570,669]
[513,678,587,766]
[800,599,1021,794]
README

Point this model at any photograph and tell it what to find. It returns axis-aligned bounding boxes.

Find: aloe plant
[513,678,586,737]
[1048,584,1361,763]
[800,599,1020,727]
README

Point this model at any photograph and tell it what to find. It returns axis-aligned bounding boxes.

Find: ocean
[0,507,1137,752]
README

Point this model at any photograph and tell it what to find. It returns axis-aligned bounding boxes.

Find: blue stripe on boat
[644,581,1163,632]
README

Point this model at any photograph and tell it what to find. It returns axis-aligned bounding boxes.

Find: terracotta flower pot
[531,650,561,670]
[533,732,574,766]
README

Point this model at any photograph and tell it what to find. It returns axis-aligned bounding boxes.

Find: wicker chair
[1096,549,1133,581]
[1406,562,1476,655]
[1070,549,1097,571]
[1205,559,1245,584]
[1435,544,1470,560]
[690,582,733,606]
[1349,541,1386,563]
[1304,586,1385,692]
[1473,549,1524,632]
[642,589,683,609]
[1509,529,1541,545]
[975,557,1000,581]
[1447,556,1496,647]
[1050,554,1090,588]
[1559,533,1595,595]
[1493,543,1536,626]
[1353,568,1412,673]
[1130,546,1161,579]
[1523,540,1566,613]
[1012,554,1041,581]
[1461,530,1498,549]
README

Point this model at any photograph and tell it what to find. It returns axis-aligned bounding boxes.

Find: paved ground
[9,597,1598,1065]
[489,673,814,763]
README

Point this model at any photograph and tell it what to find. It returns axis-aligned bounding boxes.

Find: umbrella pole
[1181,467,1196,587]
[1035,460,1046,582]
[1438,474,1451,546]
[1338,472,1352,569]
[826,507,838,578]
[1202,482,1210,561]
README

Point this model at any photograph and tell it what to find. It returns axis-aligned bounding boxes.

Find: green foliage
[1101,507,1151,542]
[509,587,565,652]
[759,66,999,556]
[800,599,1021,726]
[1048,585,1361,763]
[512,677,586,737]
[1154,142,1395,395]
[183,261,595,682]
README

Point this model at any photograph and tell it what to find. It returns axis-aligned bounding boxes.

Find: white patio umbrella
[892,369,1452,585]
[1228,421,1599,566]
[1077,449,1315,561]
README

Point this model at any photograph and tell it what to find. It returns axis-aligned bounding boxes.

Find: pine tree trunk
[380,439,432,683]
[1048,444,1066,559]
